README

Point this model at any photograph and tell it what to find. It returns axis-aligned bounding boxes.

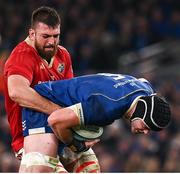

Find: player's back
[35,73,154,106]
[69,73,154,99]
[34,73,155,126]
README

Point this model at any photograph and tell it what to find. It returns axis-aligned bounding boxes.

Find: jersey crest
[57,63,65,73]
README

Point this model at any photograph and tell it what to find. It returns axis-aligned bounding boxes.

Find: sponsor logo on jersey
[57,63,65,73]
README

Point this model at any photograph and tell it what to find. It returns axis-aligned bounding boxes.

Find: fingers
[133,129,149,134]
[85,139,100,148]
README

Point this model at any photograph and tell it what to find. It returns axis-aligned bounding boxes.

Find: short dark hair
[31,6,61,28]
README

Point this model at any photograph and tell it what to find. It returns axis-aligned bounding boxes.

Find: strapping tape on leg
[62,148,100,172]
[73,149,100,172]
[21,152,59,169]
[55,161,68,173]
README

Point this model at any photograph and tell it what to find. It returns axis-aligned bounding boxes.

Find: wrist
[67,139,89,153]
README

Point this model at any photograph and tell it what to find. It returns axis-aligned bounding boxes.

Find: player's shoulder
[11,41,35,56]
[6,41,36,66]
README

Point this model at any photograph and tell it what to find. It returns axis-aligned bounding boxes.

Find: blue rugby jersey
[32,73,155,126]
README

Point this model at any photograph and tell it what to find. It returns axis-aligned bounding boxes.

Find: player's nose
[47,36,56,45]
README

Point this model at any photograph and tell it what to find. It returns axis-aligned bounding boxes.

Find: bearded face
[35,38,58,61]
[30,22,60,62]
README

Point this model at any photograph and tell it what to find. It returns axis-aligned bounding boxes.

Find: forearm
[48,109,99,152]
[8,75,61,114]
[13,87,61,114]
[52,126,73,144]
[51,125,99,153]
[48,108,80,143]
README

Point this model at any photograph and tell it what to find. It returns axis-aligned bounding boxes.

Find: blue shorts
[22,108,53,136]
[22,108,66,154]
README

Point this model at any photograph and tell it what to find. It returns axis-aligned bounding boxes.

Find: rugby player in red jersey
[4,6,99,173]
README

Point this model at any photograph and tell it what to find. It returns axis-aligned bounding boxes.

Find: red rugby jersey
[4,41,73,152]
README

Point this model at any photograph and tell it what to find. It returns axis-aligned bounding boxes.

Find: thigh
[24,133,58,156]
[22,108,58,155]
[22,108,60,172]
[22,134,59,172]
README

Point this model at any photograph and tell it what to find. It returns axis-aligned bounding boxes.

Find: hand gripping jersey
[4,40,73,152]
[31,73,155,126]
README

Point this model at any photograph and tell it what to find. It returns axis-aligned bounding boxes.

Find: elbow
[48,110,67,130]
[8,88,21,103]
[48,112,59,128]
[8,88,26,108]
[48,108,75,129]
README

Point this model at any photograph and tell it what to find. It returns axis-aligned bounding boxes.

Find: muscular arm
[48,108,99,150]
[8,75,61,114]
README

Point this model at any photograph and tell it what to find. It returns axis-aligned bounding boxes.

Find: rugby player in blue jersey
[22,73,171,171]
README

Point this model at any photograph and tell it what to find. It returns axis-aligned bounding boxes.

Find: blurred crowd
[0,0,180,172]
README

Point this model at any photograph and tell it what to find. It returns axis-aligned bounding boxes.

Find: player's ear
[29,28,35,40]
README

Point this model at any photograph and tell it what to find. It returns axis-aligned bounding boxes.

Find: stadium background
[0,0,180,172]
